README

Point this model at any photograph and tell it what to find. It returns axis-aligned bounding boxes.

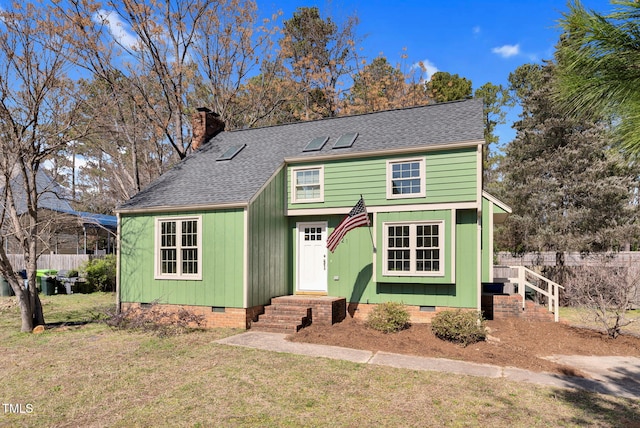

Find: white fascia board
[287,202,478,217]
[482,191,512,214]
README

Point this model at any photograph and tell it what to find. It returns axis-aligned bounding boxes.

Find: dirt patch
[289,317,640,375]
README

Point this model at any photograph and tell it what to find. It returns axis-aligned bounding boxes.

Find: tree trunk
[555,251,567,285]
[13,276,44,332]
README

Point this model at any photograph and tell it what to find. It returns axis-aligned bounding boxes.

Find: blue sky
[258,0,615,145]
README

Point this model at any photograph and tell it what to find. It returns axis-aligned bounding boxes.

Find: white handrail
[507,266,564,322]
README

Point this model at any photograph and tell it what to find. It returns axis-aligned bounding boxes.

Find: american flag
[327,197,370,253]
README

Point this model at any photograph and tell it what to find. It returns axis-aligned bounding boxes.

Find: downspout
[115,213,121,314]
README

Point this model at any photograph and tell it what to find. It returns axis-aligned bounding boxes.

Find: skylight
[302,136,329,152]
[216,144,246,161]
[332,132,358,149]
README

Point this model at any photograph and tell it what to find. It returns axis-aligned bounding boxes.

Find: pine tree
[556,1,640,155]
[498,63,639,256]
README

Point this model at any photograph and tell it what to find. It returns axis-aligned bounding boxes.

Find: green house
[116,99,511,329]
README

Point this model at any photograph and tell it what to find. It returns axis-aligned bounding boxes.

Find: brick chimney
[191,107,225,150]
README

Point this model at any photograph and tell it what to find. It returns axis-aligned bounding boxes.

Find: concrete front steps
[251,295,347,334]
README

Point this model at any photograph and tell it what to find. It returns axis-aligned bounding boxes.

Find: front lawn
[0,294,638,427]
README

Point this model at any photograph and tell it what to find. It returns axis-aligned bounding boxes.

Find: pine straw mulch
[289,316,640,376]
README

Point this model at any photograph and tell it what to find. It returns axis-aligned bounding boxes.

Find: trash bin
[0,276,13,297]
[36,269,57,293]
[40,276,56,296]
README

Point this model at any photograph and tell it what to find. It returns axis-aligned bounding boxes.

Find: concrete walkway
[216,331,640,400]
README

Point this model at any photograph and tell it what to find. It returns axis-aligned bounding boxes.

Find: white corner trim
[488,202,494,282]
[450,209,456,284]
[115,213,121,313]
[243,208,249,308]
[372,211,377,283]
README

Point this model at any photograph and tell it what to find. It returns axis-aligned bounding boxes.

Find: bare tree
[59,0,280,164]
[192,0,282,129]
[564,259,639,338]
[0,4,89,331]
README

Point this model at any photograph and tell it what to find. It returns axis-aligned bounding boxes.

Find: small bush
[82,255,116,292]
[104,303,205,337]
[366,302,410,333]
[431,310,486,347]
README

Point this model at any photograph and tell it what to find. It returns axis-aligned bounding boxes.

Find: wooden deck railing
[508,266,564,322]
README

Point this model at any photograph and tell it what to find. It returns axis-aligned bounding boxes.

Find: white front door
[296,222,328,293]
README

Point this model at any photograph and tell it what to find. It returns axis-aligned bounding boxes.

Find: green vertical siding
[375,210,453,284]
[454,209,478,308]
[119,209,245,307]
[325,217,375,302]
[372,210,476,307]
[320,208,478,308]
[287,147,478,210]
[246,169,290,307]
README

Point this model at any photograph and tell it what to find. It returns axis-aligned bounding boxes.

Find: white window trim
[382,220,444,277]
[154,215,203,280]
[386,157,426,199]
[291,166,324,203]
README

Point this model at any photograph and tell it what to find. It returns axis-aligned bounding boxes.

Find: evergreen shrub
[82,255,116,292]
[365,301,410,333]
[431,310,486,347]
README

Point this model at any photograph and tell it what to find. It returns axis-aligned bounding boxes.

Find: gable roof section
[483,191,512,224]
[118,98,484,212]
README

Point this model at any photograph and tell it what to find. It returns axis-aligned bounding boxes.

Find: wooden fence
[7,254,95,272]
[496,252,639,308]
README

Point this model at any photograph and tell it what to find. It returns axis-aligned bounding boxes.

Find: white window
[155,216,202,280]
[383,221,443,276]
[386,158,426,199]
[292,166,324,203]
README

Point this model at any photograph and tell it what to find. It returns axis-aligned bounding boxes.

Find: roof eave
[482,191,513,214]
[116,201,249,215]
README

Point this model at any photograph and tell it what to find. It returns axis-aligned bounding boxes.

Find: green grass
[559,306,640,336]
[0,294,639,427]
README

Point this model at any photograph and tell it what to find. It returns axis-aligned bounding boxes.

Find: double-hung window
[292,166,324,203]
[386,157,426,199]
[155,216,202,280]
[383,221,443,276]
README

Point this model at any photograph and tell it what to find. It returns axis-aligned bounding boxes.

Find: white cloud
[415,58,439,81]
[93,9,138,50]
[491,44,520,58]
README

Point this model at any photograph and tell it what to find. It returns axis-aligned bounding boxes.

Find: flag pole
[362,194,376,253]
